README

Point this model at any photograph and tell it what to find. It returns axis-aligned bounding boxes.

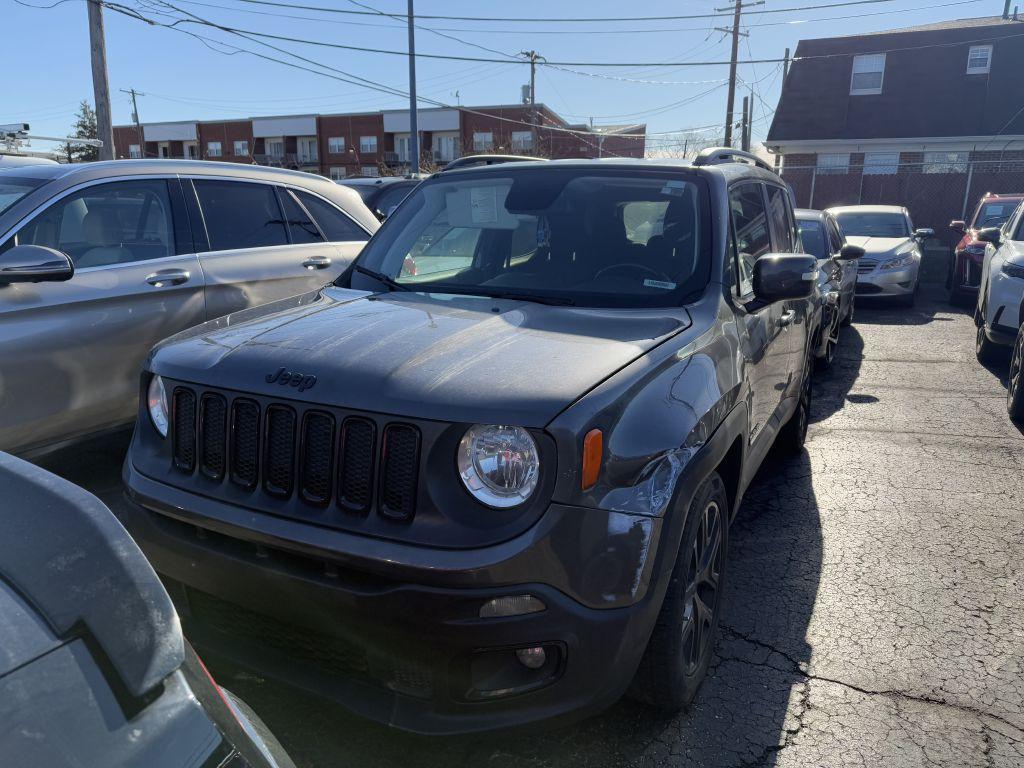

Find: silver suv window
[194,179,288,251]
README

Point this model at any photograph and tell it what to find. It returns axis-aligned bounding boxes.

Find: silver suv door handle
[778,310,796,327]
[145,269,190,287]
[302,255,332,270]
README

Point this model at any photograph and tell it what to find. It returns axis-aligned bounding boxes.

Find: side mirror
[913,228,935,240]
[0,244,74,285]
[949,219,966,232]
[976,227,1001,245]
[838,243,865,261]
[753,253,817,304]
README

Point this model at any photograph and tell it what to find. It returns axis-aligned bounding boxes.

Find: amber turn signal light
[581,429,603,490]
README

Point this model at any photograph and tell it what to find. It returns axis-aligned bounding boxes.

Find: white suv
[974,203,1024,365]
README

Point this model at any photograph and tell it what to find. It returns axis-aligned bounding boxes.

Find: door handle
[778,310,796,327]
[145,269,190,287]
[302,255,332,270]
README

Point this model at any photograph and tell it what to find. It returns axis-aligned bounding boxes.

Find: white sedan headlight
[148,374,169,438]
[457,425,540,508]
[880,253,915,271]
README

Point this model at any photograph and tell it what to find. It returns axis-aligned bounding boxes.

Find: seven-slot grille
[857,259,877,275]
[171,386,419,520]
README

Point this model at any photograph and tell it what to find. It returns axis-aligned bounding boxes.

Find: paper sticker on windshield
[661,180,686,197]
[536,215,551,248]
[644,278,677,290]
[470,187,498,224]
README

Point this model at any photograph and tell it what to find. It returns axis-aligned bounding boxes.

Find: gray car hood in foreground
[150,288,692,427]
[843,235,914,258]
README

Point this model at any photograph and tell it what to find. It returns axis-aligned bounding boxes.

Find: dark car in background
[339,175,423,221]
[948,192,1024,304]
[120,149,818,734]
[796,208,862,370]
[0,452,295,768]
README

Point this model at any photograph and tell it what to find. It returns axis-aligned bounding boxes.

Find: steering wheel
[594,262,673,283]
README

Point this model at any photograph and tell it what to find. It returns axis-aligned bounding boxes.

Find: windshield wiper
[476,290,576,306]
[353,264,409,292]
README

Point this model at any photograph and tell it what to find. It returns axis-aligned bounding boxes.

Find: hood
[150,288,691,427]
[843,235,912,257]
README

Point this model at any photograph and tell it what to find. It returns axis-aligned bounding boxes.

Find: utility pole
[717,0,762,147]
[87,0,114,160]
[407,0,419,174]
[120,87,144,157]
[740,95,750,151]
[783,47,791,80]
[521,50,542,151]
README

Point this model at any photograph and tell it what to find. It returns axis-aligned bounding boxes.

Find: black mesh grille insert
[379,424,419,520]
[263,405,297,498]
[337,417,376,513]
[230,399,260,489]
[300,411,335,506]
[172,388,197,473]
[199,394,228,481]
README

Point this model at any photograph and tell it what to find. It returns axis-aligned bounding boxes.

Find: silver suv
[0,160,378,456]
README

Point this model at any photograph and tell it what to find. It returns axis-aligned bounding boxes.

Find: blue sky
[4,0,999,154]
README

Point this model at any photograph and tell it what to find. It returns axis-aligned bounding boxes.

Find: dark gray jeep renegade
[121,150,817,734]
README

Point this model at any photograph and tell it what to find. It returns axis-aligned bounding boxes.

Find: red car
[948,193,1024,303]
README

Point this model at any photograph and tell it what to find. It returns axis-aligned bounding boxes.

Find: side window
[293,190,368,243]
[729,183,771,296]
[766,185,795,253]
[193,179,287,251]
[373,184,415,219]
[16,179,175,269]
[280,189,324,245]
[826,219,844,254]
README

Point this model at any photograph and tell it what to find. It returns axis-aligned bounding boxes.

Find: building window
[863,152,899,175]
[967,44,992,74]
[816,153,850,175]
[329,136,346,154]
[266,139,284,158]
[511,130,533,151]
[850,53,885,95]
[360,166,379,177]
[329,166,346,181]
[923,151,968,174]
[233,140,249,156]
[207,141,222,158]
[359,135,377,153]
[473,131,494,152]
[128,144,141,159]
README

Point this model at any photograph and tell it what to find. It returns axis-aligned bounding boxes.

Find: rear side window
[294,190,367,242]
[16,179,175,268]
[766,185,795,252]
[729,183,771,296]
[797,218,827,259]
[373,184,416,218]
[194,179,287,251]
[281,189,324,244]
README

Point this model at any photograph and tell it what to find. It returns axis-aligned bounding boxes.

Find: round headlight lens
[457,425,540,508]
[148,375,169,438]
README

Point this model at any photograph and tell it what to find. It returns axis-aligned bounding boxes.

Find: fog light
[479,595,545,619]
[515,646,547,670]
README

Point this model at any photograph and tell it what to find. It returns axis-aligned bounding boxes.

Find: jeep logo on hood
[266,367,317,392]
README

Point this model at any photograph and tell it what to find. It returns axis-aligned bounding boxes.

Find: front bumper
[855,265,919,296]
[983,271,1024,345]
[119,462,666,734]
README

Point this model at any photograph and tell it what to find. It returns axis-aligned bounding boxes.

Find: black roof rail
[443,154,547,170]
[693,147,775,173]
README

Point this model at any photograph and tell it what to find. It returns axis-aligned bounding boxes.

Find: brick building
[113,104,646,178]
[766,16,1024,241]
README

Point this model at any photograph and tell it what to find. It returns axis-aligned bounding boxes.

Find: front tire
[841,295,855,326]
[1008,327,1024,422]
[977,322,1002,365]
[630,473,729,712]
[778,363,811,454]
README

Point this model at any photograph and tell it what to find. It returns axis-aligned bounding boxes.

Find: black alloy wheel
[1008,327,1024,422]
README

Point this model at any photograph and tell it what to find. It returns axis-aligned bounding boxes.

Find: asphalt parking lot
[41,282,1024,768]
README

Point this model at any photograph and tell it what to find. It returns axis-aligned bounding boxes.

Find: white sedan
[974,208,1024,367]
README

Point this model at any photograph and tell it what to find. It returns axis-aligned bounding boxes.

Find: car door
[189,178,365,319]
[0,177,206,454]
[825,214,855,317]
[728,181,790,452]
[765,183,807,405]
[289,187,371,274]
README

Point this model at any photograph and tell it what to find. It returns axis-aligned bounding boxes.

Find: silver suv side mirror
[0,244,74,284]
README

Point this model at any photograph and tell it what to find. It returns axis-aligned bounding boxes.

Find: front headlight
[1002,262,1024,280]
[148,374,169,438]
[457,425,540,508]
[880,253,915,270]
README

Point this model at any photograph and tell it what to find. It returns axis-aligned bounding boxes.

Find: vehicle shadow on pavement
[809,324,864,424]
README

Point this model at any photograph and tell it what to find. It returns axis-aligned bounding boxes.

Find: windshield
[0,175,46,217]
[973,200,1021,229]
[834,211,909,238]
[349,168,711,308]
[797,218,827,259]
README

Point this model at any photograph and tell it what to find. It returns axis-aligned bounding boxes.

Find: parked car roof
[826,204,907,215]
[795,208,826,219]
